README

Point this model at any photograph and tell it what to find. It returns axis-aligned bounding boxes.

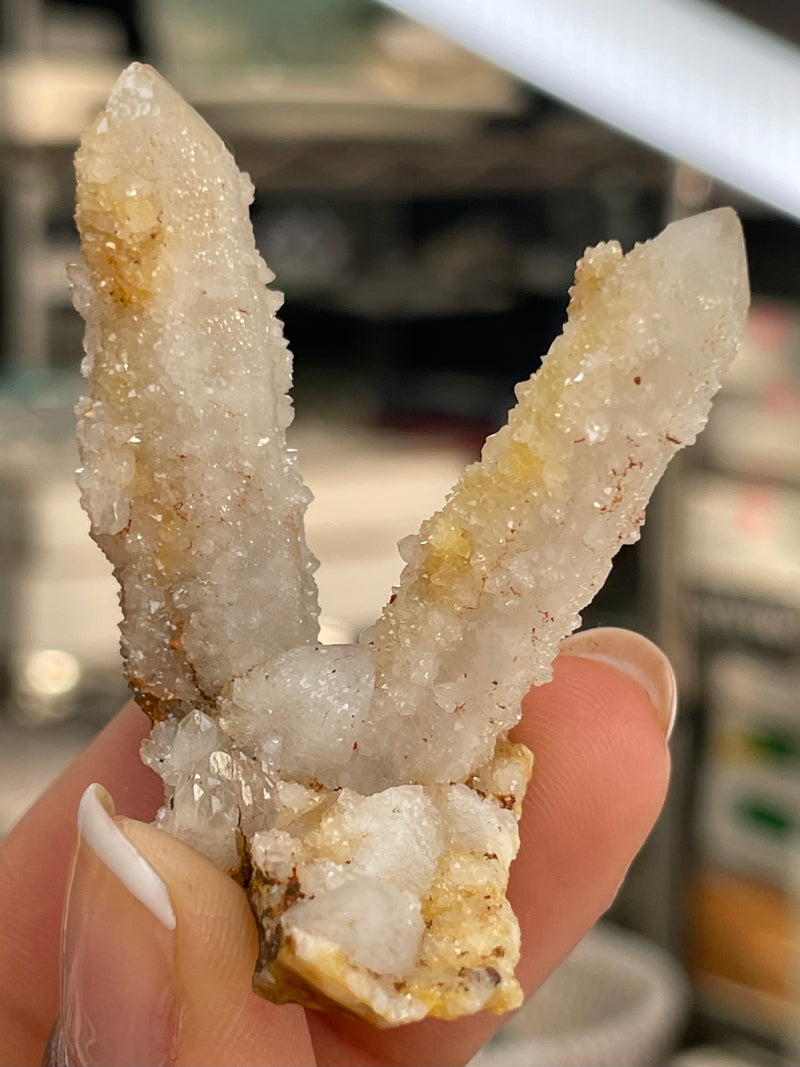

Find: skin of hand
[0,627,673,1067]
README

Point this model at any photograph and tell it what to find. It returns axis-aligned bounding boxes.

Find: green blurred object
[745,725,800,764]
[148,0,379,74]
[734,796,793,839]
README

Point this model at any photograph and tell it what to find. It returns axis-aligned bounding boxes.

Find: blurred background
[1,1,800,1063]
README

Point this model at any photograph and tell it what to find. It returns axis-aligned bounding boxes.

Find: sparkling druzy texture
[73,63,749,1026]
[72,64,320,723]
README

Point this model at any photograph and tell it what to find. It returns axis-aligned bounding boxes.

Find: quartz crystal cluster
[72,63,749,1026]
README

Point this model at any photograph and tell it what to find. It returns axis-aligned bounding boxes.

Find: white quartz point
[360,208,749,786]
[71,63,320,717]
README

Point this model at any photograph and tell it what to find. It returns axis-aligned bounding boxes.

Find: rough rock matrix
[72,63,749,1025]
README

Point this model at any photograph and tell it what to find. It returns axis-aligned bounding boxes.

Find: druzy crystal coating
[72,63,749,1025]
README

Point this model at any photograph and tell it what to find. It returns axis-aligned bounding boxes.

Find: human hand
[0,627,673,1067]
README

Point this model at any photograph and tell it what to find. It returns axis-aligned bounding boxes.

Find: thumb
[49,784,314,1067]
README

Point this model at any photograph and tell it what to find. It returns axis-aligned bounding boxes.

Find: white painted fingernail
[77,784,175,930]
[60,783,177,1067]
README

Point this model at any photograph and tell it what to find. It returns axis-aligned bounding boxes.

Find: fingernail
[60,783,177,1067]
[560,627,677,739]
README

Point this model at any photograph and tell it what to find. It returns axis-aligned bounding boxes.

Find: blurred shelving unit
[672,297,800,1062]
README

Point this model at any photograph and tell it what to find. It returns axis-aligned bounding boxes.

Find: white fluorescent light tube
[383,0,800,220]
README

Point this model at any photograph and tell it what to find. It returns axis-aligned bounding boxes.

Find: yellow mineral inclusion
[75,111,168,439]
[568,240,623,308]
[429,514,473,562]
[421,513,474,592]
[78,178,164,308]
[377,239,627,647]
[504,439,545,481]
[411,240,624,623]
[411,847,522,1016]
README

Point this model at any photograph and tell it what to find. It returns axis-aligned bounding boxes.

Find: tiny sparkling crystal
[73,64,749,1026]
